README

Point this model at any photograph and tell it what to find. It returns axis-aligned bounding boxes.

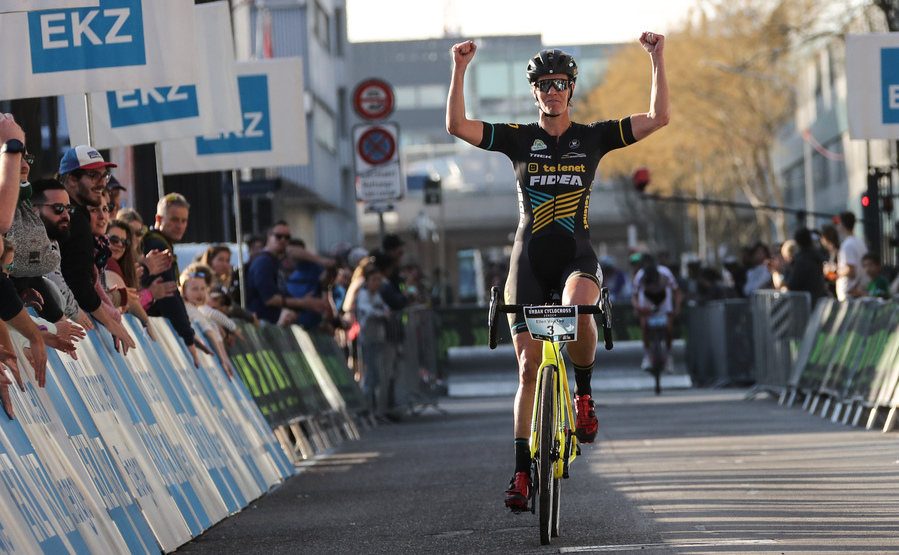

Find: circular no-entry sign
[357,126,396,166]
[353,78,395,121]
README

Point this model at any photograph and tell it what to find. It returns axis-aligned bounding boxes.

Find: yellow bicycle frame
[529,339,577,479]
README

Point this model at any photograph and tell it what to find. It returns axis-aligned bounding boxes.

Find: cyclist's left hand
[640,32,664,55]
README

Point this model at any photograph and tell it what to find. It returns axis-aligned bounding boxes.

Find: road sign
[353,122,403,202]
[424,176,442,205]
[353,78,394,121]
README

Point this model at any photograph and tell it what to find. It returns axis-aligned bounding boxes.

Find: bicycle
[642,304,668,396]
[487,285,613,545]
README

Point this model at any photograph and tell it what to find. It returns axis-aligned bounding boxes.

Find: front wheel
[538,365,557,545]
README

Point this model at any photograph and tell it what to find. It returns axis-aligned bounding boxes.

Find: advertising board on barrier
[0,0,98,13]
[160,58,308,175]
[847,33,899,140]
[63,1,242,148]
[0,0,199,101]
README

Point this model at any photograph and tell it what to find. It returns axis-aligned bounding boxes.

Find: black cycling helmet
[526,48,578,84]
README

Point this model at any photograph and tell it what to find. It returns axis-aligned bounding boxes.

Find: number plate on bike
[523,306,578,343]
[648,314,668,328]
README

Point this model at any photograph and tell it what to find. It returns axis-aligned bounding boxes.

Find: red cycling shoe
[574,394,597,443]
[504,472,530,512]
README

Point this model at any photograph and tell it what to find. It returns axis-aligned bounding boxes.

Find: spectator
[835,211,867,302]
[7,151,66,324]
[379,234,408,311]
[355,263,390,412]
[57,145,135,354]
[400,263,430,306]
[31,179,94,331]
[819,224,840,298]
[245,221,328,325]
[88,190,129,324]
[179,264,236,379]
[199,244,256,324]
[0,113,26,234]
[742,241,773,296]
[105,220,155,335]
[106,176,125,220]
[142,192,207,367]
[599,255,631,304]
[285,238,334,331]
[783,228,826,305]
[0,236,46,386]
[853,253,890,300]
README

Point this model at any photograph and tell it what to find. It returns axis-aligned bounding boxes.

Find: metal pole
[803,136,815,229]
[438,196,447,306]
[232,169,247,307]
[83,93,94,145]
[697,163,707,263]
[154,142,165,200]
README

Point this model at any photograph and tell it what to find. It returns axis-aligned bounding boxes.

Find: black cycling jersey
[477,118,637,333]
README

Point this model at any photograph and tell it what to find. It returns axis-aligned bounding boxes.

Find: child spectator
[853,253,890,300]
[179,264,236,379]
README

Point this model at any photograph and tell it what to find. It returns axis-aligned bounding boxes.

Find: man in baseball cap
[58,144,117,175]
[57,145,134,355]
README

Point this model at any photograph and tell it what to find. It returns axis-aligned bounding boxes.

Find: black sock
[573,361,594,397]
[514,438,530,473]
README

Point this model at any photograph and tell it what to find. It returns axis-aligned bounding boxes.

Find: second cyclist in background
[632,254,681,374]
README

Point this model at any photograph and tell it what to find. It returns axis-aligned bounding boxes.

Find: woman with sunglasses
[105,220,155,339]
[447,33,670,511]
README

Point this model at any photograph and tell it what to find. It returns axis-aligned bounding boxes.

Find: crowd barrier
[0,314,295,554]
[782,298,899,431]
[685,299,756,387]
[748,291,813,398]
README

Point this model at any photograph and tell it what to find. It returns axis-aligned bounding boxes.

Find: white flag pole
[232,169,246,307]
[154,142,165,200]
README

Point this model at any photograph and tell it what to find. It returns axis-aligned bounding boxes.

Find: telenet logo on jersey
[27,0,147,73]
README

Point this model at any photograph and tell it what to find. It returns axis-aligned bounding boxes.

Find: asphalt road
[177,389,899,555]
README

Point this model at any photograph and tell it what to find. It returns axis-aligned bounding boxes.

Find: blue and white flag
[0,0,198,101]
[0,0,97,13]
[847,33,899,140]
[64,1,241,148]
[160,58,309,175]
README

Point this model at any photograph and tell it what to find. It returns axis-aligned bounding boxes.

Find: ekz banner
[160,58,309,175]
[63,1,242,148]
[847,33,899,140]
[0,0,198,101]
[0,0,97,13]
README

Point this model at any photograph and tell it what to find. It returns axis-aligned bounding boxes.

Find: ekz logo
[881,47,899,124]
[27,0,146,73]
[195,74,272,155]
[107,86,200,128]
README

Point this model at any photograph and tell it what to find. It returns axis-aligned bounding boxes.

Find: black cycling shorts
[504,235,603,335]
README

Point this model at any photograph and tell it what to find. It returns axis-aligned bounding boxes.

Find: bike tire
[538,366,557,545]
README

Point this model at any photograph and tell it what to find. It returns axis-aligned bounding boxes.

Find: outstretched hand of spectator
[0,368,13,420]
[144,249,173,275]
[0,345,23,392]
[148,277,177,300]
[76,311,94,331]
[42,329,77,361]
[55,318,85,343]
[21,288,43,311]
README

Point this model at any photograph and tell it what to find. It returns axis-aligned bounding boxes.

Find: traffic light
[633,167,650,192]
[861,172,882,253]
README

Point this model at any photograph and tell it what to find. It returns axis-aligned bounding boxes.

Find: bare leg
[512,330,543,439]
[562,277,600,367]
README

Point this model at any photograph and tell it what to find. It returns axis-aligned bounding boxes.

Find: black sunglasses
[273,233,291,241]
[535,78,571,93]
[34,203,75,215]
[23,153,35,165]
[108,236,132,247]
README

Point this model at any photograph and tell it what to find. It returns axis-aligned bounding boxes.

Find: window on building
[313,1,330,52]
[333,8,345,57]
[475,61,511,99]
[393,84,447,110]
[313,99,336,152]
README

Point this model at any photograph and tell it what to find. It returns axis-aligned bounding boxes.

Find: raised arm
[0,114,25,234]
[630,32,670,142]
[446,40,484,146]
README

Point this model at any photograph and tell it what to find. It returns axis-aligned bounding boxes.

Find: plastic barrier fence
[0,314,294,554]
[748,291,812,398]
[782,299,899,431]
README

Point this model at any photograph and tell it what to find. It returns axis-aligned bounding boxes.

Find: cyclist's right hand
[451,40,477,67]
